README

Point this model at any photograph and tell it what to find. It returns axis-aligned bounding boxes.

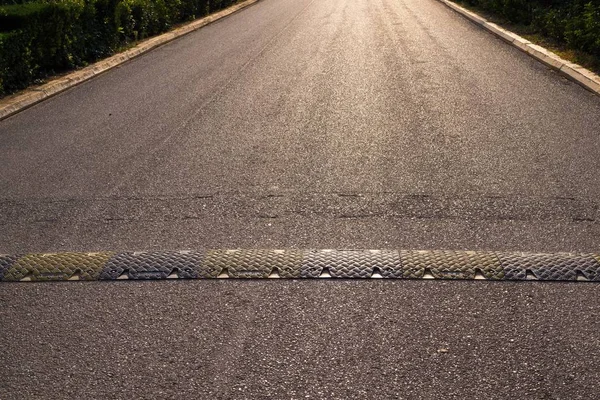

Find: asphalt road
[1,0,600,398]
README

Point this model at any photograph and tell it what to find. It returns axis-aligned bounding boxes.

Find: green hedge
[460,0,600,61]
[0,0,234,96]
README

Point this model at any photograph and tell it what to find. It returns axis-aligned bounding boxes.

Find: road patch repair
[1,250,599,282]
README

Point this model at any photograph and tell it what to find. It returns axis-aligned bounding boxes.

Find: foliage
[460,0,600,61]
[0,0,228,96]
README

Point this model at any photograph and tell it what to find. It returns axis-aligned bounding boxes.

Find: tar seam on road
[1,250,599,282]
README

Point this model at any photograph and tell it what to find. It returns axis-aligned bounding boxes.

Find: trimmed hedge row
[460,0,600,61]
[0,0,235,96]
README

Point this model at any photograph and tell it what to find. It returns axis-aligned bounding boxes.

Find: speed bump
[0,250,599,282]
[4,252,113,281]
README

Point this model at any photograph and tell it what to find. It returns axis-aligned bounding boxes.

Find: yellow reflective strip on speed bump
[4,252,114,281]
[465,251,504,280]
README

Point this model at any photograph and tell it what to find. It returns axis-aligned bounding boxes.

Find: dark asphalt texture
[1,0,600,398]
[2,280,600,400]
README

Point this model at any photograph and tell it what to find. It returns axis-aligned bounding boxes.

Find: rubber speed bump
[0,250,599,282]
[4,252,113,281]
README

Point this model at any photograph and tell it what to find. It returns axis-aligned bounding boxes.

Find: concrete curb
[438,0,600,95]
[0,0,259,121]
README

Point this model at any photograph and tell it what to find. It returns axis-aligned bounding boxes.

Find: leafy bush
[0,0,33,6]
[0,0,230,96]
[459,0,600,60]
[0,31,33,95]
[563,2,600,57]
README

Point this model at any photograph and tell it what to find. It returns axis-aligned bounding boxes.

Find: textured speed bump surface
[4,252,114,281]
[0,250,599,282]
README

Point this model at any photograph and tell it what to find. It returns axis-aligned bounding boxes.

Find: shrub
[459,0,600,60]
[0,0,88,93]
[0,0,238,96]
[0,31,33,95]
[564,1,600,58]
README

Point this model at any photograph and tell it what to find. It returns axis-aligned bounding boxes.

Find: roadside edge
[437,0,600,96]
[0,0,259,121]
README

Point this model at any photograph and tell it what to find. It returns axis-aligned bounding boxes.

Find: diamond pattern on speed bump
[400,250,504,280]
[300,250,402,278]
[1,250,599,282]
[594,255,600,279]
[204,249,303,278]
[498,252,600,281]
[100,251,207,279]
[0,254,20,281]
[4,252,114,281]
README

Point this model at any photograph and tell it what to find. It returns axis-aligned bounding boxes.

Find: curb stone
[438,0,600,96]
[0,0,260,121]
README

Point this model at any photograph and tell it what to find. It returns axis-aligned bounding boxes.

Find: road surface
[1,0,599,398]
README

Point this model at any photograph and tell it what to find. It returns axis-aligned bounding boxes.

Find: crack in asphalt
[0,192,597,224]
